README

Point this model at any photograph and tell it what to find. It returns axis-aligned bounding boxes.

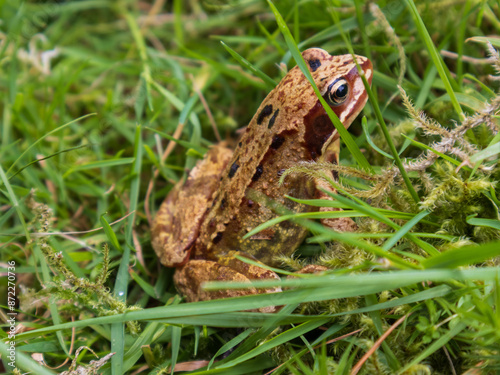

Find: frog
[152,48,372,312]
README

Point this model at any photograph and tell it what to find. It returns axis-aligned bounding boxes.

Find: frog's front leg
[316,138,357,232]
[174,251,282,313]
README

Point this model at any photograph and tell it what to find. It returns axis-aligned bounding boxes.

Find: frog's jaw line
[339,79,365,123]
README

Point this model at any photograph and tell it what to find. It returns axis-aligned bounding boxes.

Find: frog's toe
[321,215,358,232]
[174,259,281,313]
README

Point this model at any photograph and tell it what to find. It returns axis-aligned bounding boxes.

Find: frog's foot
[314,172,357,232]
[320,207,358,232]
[174,252,282,313]
[315,180,358,232]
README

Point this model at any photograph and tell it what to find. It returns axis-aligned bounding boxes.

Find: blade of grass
[148,80,203,132]
[121,322,167,374]
[221,303,300,364]
[382,210,430,251]
[0,340,57,375]
[111,125,143,375]
[206,267,500,292]
[422,240,500,269]
[405,0,464,120]
[216,318,329,369]
[402,134,472,171]
[170,326,182,375]
[14,267,500,342]
[266,0,373,172]
[469,131,500,178]
[4,113,95,178]
[8,144,89,180]
[364,294,401,371]
[398,322,467,374]
[63,157,135,178]
[208,329,253,369]
[470,141,500,163]
[320,187,439,256]
[415,65,437,109]
[179,46,268,90]
[361,117,394,159]
[466,36,500,48]
[221,41,277,89]
[336,341,356,375]
[244,213,417,269]
[123,10,153,111]
[332,285,452,317]
[100,215,123,252]
[240,190,419,268]
[363,75,420,203]
[145,127,207,155]
[466,215,500,230]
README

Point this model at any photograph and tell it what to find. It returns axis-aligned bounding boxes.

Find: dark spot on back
[252,165,264,182]
[238,142,242,147]
[268,109,280,129]
[257,104,273,125]
[228,161,239,178]
[220,197,226,209]
[309,59,321,72]
[212,232,223,244]
[270,135,285,150]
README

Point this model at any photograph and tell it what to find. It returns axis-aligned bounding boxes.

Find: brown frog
[152,48,372,311]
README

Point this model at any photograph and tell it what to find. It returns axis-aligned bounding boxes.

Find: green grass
[1,0,500,374]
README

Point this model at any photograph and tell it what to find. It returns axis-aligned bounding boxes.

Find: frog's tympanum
[152,48,372,312]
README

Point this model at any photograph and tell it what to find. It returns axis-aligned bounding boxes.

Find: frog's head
[301,48,373,161]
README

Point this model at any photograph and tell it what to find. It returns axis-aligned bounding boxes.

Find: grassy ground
[1,0,500,374]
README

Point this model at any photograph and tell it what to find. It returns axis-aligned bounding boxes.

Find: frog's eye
[326,78,349,106]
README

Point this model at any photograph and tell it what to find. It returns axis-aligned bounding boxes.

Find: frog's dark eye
[326,78,349,105]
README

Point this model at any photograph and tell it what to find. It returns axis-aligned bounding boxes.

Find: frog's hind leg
[151,145,233,267]
[174,251,282,313]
